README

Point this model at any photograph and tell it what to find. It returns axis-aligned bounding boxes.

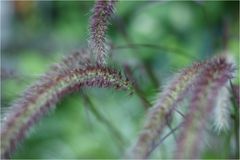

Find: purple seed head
[89,0,117,64]
[174,56,235,158]
[0,51,130,158]
[126,61,206,158]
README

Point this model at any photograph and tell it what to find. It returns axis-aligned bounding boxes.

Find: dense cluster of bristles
[174,57,235,158]
[1,0,238,159]
[213,86,231,132]
[1,61,131,158]
[126,61,205,158]
[89,0,116,64]
[1,1,121,158]
[127,56,235,159]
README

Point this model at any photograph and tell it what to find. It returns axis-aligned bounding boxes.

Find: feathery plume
[1,55,131,159]
[89,0,117,64]
[213,86,231,132]
[126,61,205,158]
[174,56,234,158]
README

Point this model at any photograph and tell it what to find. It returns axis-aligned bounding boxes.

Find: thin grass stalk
[113,15,160,89]
[112,43,196,60]
[81,92,126,151]
[124,65,151,109]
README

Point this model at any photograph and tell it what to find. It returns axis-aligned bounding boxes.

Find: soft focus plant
[1,0,239,159]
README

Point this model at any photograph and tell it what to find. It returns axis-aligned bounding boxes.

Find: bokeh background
[1,0,239,159]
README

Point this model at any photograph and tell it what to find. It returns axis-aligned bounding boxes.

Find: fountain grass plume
[174,56,235,158]
[213,86,231,132]
[89,0,117,64]
[126,61,205,159]
[0,51,131,158]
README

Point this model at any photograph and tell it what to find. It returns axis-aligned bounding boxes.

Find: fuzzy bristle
[174,56,234,158]
[126,62,205,159]
[1,60,130,158]
[46,49,92,77]
[213,86,231,132]
[89,0,117,64]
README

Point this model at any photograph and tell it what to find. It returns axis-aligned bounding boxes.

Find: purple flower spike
[126,62,205,159]
[89,0,117,64]
[0,51,130,159]
[174,56,235,158]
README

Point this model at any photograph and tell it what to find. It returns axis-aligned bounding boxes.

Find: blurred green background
[1,0,239,159]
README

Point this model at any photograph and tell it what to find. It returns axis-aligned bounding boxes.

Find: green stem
[124,65,151,109]
[113,15,160,89]
[112,43,196,60]
[81,92,126,152]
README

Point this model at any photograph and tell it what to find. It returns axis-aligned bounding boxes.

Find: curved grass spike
[126,61,205,158]
[89,0,117,64]
[1,58,131,158]
[174,56,235,158]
